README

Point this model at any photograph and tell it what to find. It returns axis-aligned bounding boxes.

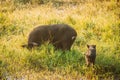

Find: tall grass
[0,0,120,79]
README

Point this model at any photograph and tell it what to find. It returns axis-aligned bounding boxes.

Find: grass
[0,0,120,79]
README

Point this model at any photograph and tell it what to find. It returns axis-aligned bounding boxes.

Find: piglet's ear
[93,45,96,48]
[87,44,89,48]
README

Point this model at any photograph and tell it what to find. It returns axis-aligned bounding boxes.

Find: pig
[85,45,96,67]
[22,24,77,50]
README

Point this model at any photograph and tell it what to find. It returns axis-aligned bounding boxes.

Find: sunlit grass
[0,0,120,79]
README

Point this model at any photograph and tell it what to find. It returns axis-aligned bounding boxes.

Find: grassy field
[0,0,120,80]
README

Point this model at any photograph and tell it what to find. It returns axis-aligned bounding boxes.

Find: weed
[0,0,120,79]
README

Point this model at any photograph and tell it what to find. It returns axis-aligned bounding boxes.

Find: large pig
[22,24,77,50]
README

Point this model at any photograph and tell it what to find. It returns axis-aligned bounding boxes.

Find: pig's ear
[93,45,96,48]
[87,44,89,48]
[32,42,39,46]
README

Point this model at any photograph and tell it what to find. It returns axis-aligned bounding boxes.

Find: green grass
[0,0,120,79]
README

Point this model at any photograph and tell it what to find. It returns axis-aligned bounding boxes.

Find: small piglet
[85,45,96,67]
